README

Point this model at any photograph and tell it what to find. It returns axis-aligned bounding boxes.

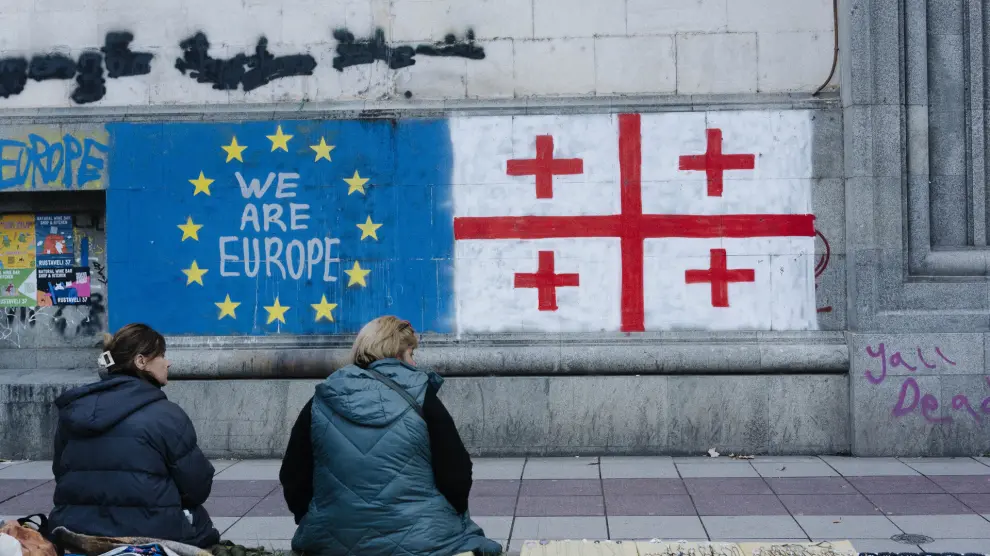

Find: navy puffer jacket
[49,375,219,548]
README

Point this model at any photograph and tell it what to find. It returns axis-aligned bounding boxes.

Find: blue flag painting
[107,120,454,335]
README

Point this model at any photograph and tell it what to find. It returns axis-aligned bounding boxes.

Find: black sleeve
[162,404,215,508]
[423,387,472,515]
[280,397,315,524]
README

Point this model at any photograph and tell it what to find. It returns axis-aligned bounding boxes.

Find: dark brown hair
[102,323,166,377]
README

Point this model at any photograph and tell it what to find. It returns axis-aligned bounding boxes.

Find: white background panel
[642,237,815,330]
[454,238,622,333]
[450,115,620,217]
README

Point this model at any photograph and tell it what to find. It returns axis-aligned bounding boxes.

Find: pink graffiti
[864,343,922,384]
[893,377,952,423]
[866,344,990,424]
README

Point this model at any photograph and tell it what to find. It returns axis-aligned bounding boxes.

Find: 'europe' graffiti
[0,133,109,190]
[0,32,152,104]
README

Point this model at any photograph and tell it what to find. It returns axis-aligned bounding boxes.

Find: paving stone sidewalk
[4,456,990,555]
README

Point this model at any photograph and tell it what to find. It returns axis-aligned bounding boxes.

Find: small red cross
[514,251,579,311]
[685,248,755,307]
[507,135,584,199]
[679,128,756,197]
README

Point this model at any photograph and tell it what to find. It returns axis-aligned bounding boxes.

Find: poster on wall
[35,214,74,269]
[0,268,37,307]
[36,266,91,306]
[0,214,36,270]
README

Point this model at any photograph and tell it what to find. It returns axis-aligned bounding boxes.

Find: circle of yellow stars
[177,124,385,327]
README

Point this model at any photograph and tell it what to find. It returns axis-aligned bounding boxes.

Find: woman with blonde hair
[280,316,501,555]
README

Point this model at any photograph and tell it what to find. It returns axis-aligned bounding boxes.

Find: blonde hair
[350,316,419,368]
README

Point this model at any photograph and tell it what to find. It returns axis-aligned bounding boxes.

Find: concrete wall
[840,0,990,455]
[0,0,835,110]
[0,370,849,459]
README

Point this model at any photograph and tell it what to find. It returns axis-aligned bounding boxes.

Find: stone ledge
[0,92,839,124]
[156,331,849,378]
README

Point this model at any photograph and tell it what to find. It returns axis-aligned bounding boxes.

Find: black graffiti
[91,261,107,285]
[28,54,76,81]
[0,32,153,104]
[175,33,317,92]
[415,30,485,60]
[76,293,105,337]
[102,32,153,78]
[333,28,416,70]
[0,58,28,98]
[332,28,485,71]
[72,52,106,105]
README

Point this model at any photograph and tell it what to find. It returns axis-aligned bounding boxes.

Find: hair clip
[97,351,115,368]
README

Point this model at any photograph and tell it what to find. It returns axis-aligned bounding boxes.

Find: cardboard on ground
[518,540,858,556]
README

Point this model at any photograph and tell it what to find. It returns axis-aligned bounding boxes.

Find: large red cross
[685,248,755,307]
[506,135,584,199]
[454,114,815,332]
[514,251,579,311]
[679,128,756,196]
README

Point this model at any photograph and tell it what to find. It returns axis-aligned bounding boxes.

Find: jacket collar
[369,358,444,390]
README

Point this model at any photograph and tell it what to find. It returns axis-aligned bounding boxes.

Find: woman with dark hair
[49,323,220,548]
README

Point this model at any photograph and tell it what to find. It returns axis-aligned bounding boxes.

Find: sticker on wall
[0,214,35,269]
[35,214,74,268]
[0,268,36,307]
[36,266,91,306]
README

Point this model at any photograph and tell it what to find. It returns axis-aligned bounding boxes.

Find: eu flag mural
[107,120,455,335]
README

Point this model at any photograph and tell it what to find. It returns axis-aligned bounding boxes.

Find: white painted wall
[0,0,836,108]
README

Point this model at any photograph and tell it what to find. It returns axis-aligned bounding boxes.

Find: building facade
[0,0,981,458]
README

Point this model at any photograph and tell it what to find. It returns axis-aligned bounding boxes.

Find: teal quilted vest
[291,359,502,556]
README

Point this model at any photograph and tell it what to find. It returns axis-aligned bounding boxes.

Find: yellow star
[221,136,247,163]
[356,215,383,241]
[189,172,214,196]
[215,294,240,320]
[311,295,338,322]
[344,170,369,195]
[344,261,370,287]
[267,125,293,152]
[181,260,208,286]
[177,216,203,241]
[264,297,291,324]
[310,138,335,162]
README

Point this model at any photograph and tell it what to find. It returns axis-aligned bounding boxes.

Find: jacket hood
[316,359,442,427]
[55,374,166,436]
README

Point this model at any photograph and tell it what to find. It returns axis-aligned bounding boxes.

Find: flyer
[37,266,91,306]
[0,214,36,270]
[0,268,37,307]
[35,215,74,269]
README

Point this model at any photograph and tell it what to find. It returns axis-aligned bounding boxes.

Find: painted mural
[0,125,110,191]
[105,111,817,335]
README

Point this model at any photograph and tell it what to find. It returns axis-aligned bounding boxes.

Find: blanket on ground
[52,528,212,556]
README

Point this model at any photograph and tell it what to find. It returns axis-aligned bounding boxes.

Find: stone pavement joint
[2,457,990,554]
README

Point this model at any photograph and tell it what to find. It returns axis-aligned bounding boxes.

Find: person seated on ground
[49,323,220,548]
[281,315,503,556]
